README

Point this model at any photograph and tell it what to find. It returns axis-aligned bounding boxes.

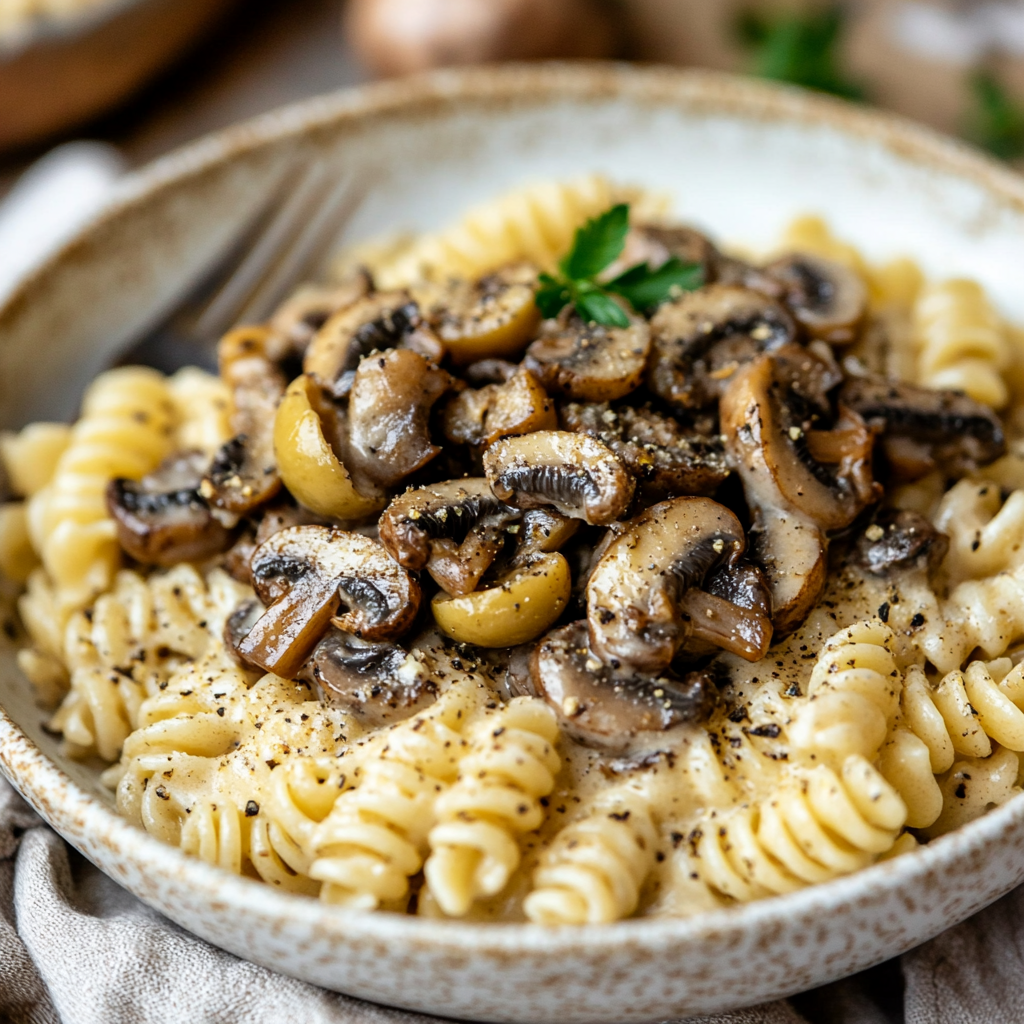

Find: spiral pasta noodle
[524,789,657,925]
[46,565,251,761]
[425,698,560,917]
[375,176,619,287]
[0,420,71,498]
[307,681,481,910]
[168,367,233,458]
[788,620,901,768]
[693,757,906,903]
[26,367,176,609]
[913,279,1010,409]
[932,480,1024,585]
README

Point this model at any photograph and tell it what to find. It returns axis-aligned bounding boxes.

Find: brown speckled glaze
[2,65,1024,1023]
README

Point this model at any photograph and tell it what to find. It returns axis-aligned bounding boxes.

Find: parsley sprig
[966,70,1024,162]
[535,203,702,328]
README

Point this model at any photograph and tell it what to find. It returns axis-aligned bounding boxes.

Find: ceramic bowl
[0,0,239,151]
[2,65,1024,1024]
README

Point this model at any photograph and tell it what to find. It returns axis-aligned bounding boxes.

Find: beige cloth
[0,776,1019,1024]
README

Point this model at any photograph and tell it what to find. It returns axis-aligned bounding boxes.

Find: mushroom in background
[345,0,620,78]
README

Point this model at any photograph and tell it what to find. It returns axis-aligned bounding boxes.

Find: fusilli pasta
[425,698,560,917]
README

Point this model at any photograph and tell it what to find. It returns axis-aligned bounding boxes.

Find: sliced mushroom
[304,291,442,388]
[239,525,420,677]
[442,366,555,450]
[854,509,949,576]
[647,285,796,411]
[531,621,715,751]
[107,452,233,566]
[766,253,868,345]
[720,346,878,532]
[273,375,385,520]
[418,263,541,365]
[431,551,571,647]
[266,271,371,363]
[586,496,770,672]
[602,224,717,285]
[224,597,264,666]
[463,358,519,385]
[514,508,580,559]
[201,326,285,519]
[525,307,650,401]
[748,504,827,636]
[304,630,437,727]
[379,478,518,595]
[346,348,454,488]
[483,430,635,525]
[840,373,1005,480]
[561,401,730,501]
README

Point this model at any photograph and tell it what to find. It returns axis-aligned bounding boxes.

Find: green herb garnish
[535,203,702,328]
[965,69,1024,161]
[736,6,863,101]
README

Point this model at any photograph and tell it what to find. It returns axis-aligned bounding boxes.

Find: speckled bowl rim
[2,62,1024,958]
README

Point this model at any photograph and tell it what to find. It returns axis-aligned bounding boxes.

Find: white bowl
[2,64,1024,1024]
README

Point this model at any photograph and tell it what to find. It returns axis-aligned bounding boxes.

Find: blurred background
[1,0,1023,291]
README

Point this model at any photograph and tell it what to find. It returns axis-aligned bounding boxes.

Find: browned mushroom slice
[419,263,541,366]
[223,597,264,667]
[720,346,878,532]
[201,326,285,519]
[840,373,1005,480]
[531,621,715,751]
[748,505,827,636]
[239,525,420,677]
[379,479,517,595]
[304,292,442,389]
[677,561,773,662]
[483,431,635,526]
[561,401,730,500]
[586,496,768,672]
[766,253,868,345]
[514,508,580,559]
[854,509,949,577]
[266,271,371,362]
[525,307,650,402]
[304,630,437,727]
[442,367,556,450]
[345,348,453,489]
[647,284,796,411]
[107,452,233,566]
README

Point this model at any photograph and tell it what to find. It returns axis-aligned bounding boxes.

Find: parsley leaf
[560,203,630,281]
[607,258,704,312]
[736,6,863,101]
[966,70,1024,161]
[535,203,703,327]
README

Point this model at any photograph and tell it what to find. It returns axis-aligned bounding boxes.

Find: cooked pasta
[693,757,906,902]
[913,279,1010,409]
[425,698,560,916]
[8,184,1024,926]
[26,367,175,610]
[524,789,657,925]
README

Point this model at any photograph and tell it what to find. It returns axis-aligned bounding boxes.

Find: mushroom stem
[677,589,772,663]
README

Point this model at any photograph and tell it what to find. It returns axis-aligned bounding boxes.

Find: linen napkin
[3,774,1024,1024]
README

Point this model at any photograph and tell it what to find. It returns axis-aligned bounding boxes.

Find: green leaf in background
[607,258,703,311]
[966,70,1024,161]
[535,273,573,319]
[559,203,630,281]
[574,290,631,329]
[736,6,864,102]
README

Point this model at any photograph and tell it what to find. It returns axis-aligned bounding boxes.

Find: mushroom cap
[483,430,635,526]
[586,496,747,673]
[766,253,868,345]
[442,366,556,450]
[304,292,426,384]
[305,630,437,728]
[346,348,454,489]
[239,525,420,676]
[647,284,796,411]
[107,452,232,567]
[378,478,513,570]
[720,346,877,532]
[531,621,714,751]
[525,308,650,402]
[854,509,949,577]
